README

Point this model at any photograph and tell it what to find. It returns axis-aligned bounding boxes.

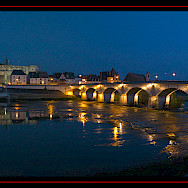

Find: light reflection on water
[0,100,187,176]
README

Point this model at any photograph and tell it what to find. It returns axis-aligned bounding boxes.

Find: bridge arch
[73,88,81,97]
[86,88,98,101]
[103,88,120,103]
[157,88,188,108]
[126,87,150,106]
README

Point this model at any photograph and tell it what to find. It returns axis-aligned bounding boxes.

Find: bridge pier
[148,96,158,108]
[120,94,127,105]
[66,90,73,96]
[110,93,115,102]
[81,92,87,100]
[134,93,139,105]
[97,93,104,102]
[93,91,97,100]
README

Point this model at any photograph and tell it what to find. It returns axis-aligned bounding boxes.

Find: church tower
[145,72,150,81]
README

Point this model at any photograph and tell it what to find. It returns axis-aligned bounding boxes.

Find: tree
[138,90,149,107]
[169,93,184,110]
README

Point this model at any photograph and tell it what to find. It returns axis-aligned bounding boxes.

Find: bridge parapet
[94,84,106,94]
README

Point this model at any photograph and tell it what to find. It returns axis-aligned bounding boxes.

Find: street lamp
[165,73,167,81]
[172,73,175,81]
[155,75,158,80]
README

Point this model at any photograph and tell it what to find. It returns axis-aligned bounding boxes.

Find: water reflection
[113,127,118,141]
[0,100,187,159]
[143,132,156,145]
[47,102,54,120]
[0,102,51,125]
[161,140,179,157]
[78,112,87,126]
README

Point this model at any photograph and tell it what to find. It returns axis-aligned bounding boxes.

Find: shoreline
[0,158,186,180]
[92,157,188,179]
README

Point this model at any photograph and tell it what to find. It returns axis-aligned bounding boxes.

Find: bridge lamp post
[165,73,167,81]
[155,75,158,81]
[172,73,176,81]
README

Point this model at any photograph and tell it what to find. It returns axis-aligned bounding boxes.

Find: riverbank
[6,88,78,101]
[3,157,186,181]
[92,157,188,180]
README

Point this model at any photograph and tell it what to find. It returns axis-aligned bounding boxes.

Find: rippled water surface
[0,100,187,177]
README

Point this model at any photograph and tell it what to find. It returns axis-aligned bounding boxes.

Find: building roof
[11,70,26,75]
[123,73,146,82]
[38,71,48,78]
[28,71,49,78]
[82,74,100,81]
[53,73,62,79]
[63,72,75,79]
[28,72,39,78]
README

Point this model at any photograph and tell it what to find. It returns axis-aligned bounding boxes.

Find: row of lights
[155,73,176,80]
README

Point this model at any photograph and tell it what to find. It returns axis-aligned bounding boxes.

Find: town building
[27,72,38,84]
[79,74,101,84]
[0,58,39,84]
[123,72,150,82]
[48,73,62,85]
[100,68,120,83]
[10,70,27,85]
[28,71,49,85]
[58,72,81,85]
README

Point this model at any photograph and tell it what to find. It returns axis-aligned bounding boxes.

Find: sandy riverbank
[6,88,77,100]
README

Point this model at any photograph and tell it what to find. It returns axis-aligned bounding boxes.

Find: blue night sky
[0,11,187,81]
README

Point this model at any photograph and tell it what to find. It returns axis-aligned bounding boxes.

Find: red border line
[0,181,187,183]
[0,6,188,8]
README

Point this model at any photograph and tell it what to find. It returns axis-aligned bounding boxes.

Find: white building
[29,77,49,85]
[10,70,27,85]
[28,71,49,85]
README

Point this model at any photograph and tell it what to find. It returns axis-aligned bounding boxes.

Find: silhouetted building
[100,68,120,83]
[124,73,147,82]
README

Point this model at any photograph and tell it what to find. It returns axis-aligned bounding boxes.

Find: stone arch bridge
[6,81,188,109]
[65,81,188,109]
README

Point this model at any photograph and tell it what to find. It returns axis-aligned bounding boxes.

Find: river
[0,100,187,177]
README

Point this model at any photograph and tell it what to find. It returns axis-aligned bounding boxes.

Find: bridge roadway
[6,81,188,109]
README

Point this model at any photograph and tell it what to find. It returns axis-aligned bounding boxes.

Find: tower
[145,72,150,81]
[4,56,9,65]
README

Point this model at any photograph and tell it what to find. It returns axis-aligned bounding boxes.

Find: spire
[5,56,9,65]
